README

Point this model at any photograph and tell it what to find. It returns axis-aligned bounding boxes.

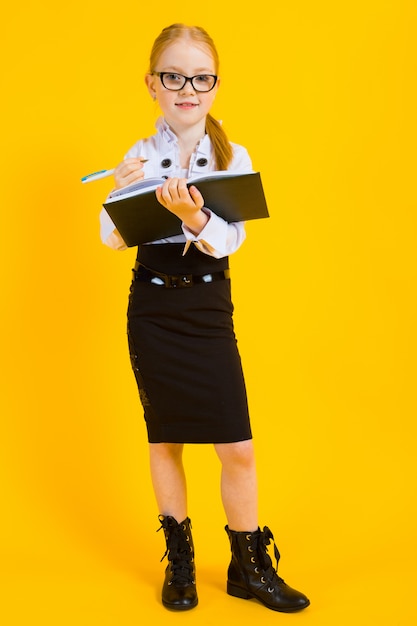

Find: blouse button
[161,159,172,168]
[196,158,208,167]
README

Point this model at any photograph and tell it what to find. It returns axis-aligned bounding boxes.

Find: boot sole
[227,582,310,613]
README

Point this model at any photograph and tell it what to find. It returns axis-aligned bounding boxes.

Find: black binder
[103,171,269,247]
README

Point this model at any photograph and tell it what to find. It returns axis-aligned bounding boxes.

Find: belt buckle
[168,274,193,288]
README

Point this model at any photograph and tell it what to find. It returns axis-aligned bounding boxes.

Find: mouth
[175,102,198,109]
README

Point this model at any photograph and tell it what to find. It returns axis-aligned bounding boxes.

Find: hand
[113,157,146,189]
[155,177,209,235]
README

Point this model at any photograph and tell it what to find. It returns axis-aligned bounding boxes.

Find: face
[145,39,220,135]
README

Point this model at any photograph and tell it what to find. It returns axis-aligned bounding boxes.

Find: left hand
[155,177,209,235]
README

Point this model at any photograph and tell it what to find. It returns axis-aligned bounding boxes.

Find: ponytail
[206,114,233,171]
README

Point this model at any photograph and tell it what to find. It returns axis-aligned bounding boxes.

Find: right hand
[113,157,146,189]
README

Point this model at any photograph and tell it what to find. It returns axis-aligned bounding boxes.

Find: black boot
[225,525,310,612]
[157,516,198,611]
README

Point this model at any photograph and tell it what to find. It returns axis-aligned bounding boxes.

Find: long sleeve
[99,206,128,251]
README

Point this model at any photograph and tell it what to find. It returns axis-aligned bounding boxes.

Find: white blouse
[100,117,253,259]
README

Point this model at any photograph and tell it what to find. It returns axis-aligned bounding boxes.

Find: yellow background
[1,1,416,624]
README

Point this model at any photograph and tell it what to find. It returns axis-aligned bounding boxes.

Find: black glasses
[153,72,218,92]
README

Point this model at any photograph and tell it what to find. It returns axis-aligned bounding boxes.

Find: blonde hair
[149,23,233,171]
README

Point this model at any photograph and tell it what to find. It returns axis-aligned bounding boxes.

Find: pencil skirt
[126,243,252,443]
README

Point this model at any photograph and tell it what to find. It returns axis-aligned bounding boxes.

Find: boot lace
[158,518,194,586]
[257,526,286,587]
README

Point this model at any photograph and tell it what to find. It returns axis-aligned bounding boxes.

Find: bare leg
[214,439,258,531]
[149,443,187,522]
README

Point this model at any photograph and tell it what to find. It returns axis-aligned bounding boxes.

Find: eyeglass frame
[152,71,218,92]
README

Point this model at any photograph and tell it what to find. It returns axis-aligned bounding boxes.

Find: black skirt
[127,243,252,444]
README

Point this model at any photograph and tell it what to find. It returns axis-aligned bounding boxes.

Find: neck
[165,118,207,168]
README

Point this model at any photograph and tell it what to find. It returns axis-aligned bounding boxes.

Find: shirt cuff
[181,209,228,257]
[105,229,128,251]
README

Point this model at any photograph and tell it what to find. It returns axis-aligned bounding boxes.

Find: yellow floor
[1,511,416,626]
[1,555,415,625]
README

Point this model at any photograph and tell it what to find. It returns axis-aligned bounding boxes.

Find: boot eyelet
[261,577,266,584]
[186,535,189,541]
[246,534,251,540]
[247,546,253,552]
[268,587,274,593]
[250,557,256,563]
[254,567,259,573]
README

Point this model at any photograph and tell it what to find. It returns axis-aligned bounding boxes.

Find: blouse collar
[155,116,212,154]
[155,116,177,145]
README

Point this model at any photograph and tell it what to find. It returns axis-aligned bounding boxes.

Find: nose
[179,77,196,94]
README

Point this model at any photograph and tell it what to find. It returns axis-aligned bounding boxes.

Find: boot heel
[227,581,251,599]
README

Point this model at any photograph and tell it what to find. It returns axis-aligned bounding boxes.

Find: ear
[213,76,221,97]
[145,73,157,99]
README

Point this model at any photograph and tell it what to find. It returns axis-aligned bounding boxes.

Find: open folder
[102,171,269,247]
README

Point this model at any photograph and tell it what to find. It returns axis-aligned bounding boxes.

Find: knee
[150,442,184,462]
[215,439,256,469]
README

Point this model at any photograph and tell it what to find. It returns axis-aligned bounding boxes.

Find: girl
[100,23,309,613]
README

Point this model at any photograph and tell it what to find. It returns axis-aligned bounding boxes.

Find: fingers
[155,178,206,229]
[157,177,184,203]
[188,185,204,209]
[114,157,146,189]
[156,177,181,207]
[158,178,202,206]
[173,177,189,202]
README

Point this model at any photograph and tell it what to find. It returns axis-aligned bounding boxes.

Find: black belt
[132,262,230,288]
